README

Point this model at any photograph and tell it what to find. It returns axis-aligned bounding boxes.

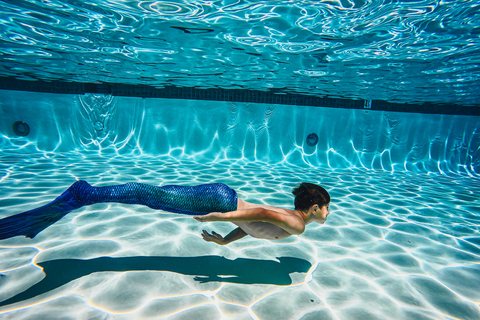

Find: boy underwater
[0,181,330,244]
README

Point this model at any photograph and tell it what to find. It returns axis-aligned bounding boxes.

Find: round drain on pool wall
[13,121,30,136]
[94,121,104,131]
[306,133,319,147]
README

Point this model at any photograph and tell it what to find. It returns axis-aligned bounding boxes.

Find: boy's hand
[201,230,226,245]
[193,212,222,222]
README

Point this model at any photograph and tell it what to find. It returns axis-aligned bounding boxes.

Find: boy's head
[292,182,330,212]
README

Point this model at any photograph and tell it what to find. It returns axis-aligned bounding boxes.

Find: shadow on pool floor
[0,255,312,307]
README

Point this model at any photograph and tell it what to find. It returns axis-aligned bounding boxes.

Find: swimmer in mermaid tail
[0,181,330,245]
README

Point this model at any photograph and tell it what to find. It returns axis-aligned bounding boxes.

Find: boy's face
[314,204,330,224]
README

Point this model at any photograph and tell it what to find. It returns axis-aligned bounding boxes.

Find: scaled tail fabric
[0,181,237,240]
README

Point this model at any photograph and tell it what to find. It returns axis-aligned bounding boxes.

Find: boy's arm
[201,227,248,245]
[194,208,305,235]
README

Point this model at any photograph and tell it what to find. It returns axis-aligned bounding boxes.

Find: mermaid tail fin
[0,190,81,240]
[0,180,238,240]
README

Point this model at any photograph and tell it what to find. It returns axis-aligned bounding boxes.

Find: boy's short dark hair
[292,182,330,211]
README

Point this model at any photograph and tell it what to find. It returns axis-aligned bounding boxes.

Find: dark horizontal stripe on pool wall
[0,77,478,116]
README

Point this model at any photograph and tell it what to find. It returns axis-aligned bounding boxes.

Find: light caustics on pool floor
[0,154,479,320]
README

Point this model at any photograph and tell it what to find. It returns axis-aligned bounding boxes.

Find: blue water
[0,90,479,319]
[0,1,480,319]
[1,91,479,173]
[0,0,480,105]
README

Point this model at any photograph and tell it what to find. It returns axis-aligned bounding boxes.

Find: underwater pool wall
[1,89,479,174]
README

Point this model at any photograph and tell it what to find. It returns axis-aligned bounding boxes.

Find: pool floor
[0,152,479,319]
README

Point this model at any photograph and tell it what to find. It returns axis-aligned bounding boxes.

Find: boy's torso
[235,199,297,240]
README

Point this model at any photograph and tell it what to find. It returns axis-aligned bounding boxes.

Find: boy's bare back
[194,198,330,244]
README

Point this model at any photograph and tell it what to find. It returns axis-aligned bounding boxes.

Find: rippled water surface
[1,0,480,105]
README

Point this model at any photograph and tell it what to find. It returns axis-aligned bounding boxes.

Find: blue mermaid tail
[0,189,80,240]
[0,181,237,240]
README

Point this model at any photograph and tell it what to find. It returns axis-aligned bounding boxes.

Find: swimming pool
[1,90,479,319]
[1,0,480,319]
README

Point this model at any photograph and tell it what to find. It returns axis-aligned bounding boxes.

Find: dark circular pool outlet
[306,133,319,147]
[94,121,104,131]
[13,121,30,136]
